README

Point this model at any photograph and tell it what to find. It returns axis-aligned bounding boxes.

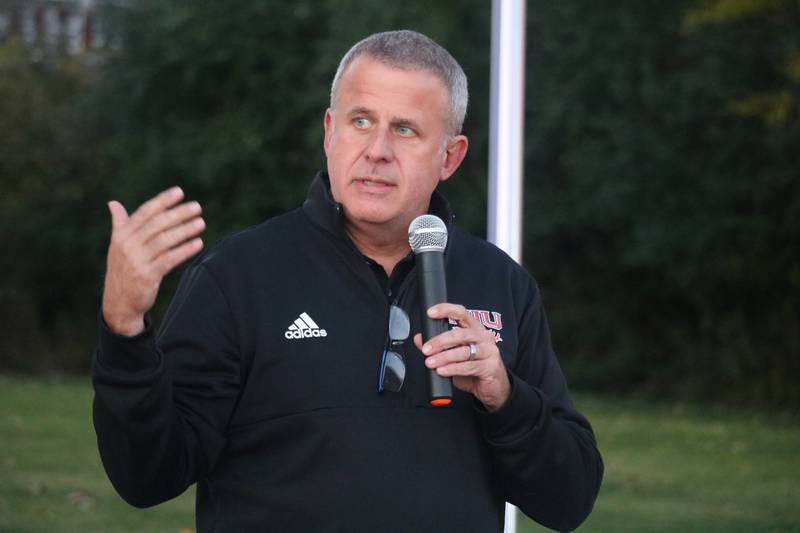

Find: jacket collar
[302,171,454,240]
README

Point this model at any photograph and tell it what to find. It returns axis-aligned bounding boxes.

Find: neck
[345,219,411,276]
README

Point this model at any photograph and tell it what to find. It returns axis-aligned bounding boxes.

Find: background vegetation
[0,0,798,408]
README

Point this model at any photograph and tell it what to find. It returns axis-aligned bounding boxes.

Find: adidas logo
[284,312,328,340]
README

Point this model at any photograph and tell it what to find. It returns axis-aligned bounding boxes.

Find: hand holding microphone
[408,215,511,412]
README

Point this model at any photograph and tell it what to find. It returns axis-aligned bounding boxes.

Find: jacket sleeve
[473,277,603,532]
[92,262,241,508]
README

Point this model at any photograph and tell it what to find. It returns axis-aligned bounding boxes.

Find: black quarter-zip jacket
[93,173,603,533]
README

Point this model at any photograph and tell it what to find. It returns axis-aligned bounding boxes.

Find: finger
[420,326,476,355]
[108,201,129,232]
[127,186,185,232]
[427,303,478,328]
[140,201,203,244]
[425,344,475,369]
[147,216,206,260]
[154,238,204,276]
[434,360,481,378]
[414,332,468,361]
[413,333,425,352]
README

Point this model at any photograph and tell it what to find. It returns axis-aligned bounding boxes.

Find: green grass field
[0,375,797,532]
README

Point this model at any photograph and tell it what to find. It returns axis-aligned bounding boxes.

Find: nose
[364,127,394,163]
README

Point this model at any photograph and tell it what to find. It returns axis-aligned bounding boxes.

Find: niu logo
[449,309,503,343]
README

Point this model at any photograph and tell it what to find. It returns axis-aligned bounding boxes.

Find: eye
[396,126,415,137]
[353,117,371,129]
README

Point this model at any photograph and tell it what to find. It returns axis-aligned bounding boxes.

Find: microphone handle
[417,250,454,406]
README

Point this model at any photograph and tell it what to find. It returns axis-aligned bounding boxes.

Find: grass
[0,375,798,532]
[0,376,194,533]
[520,396,800,532]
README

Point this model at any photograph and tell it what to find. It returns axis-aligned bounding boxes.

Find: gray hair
[329,30,468,136]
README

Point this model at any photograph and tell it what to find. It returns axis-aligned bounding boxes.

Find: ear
[323,109,334,155]
[439,135,469,183]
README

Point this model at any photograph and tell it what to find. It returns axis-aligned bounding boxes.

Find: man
[94,30,603,532]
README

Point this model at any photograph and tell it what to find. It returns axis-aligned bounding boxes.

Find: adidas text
[285,328,327,339]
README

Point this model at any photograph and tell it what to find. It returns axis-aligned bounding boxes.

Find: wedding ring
[468,343,478,361]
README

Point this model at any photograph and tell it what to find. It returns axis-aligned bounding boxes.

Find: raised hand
[102,187,205,336]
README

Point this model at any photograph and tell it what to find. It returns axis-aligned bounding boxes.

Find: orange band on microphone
[430,398,452,407]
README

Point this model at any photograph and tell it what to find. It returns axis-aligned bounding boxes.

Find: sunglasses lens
[378,306,409,394]
[388,305,410,341]
[380,350,405,393]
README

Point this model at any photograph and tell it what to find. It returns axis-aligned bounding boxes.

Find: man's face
[323,56,468,234]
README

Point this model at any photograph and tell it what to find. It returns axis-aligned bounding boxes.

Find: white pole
[488,0,526,262]
[488,0,526,532]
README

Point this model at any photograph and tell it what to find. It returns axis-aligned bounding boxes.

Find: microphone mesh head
[408,215,448,253]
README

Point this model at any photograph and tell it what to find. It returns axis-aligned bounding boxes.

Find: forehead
[335,56,449,122]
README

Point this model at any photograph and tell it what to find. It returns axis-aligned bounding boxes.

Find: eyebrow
[346,106,422,132]
[346,106,375,118]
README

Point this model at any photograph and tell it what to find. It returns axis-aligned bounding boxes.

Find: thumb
[107,200,129,231]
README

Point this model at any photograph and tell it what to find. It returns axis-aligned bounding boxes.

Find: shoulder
[195,208,309,274]
[447,226,533,283]
[445,226,542,313]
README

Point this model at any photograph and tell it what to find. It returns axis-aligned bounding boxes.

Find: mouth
[353,176,396,189]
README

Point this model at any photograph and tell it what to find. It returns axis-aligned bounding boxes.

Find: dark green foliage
[0,39,111,371]
[524,1,800,406]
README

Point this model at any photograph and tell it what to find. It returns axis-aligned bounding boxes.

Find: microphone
[408,214,453,407]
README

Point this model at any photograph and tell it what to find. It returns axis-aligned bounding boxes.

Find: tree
[0,38,110,370]
[523,0,800,405]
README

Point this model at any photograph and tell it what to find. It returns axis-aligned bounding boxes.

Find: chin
[350,210,395,226]
[342,198,390,221]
